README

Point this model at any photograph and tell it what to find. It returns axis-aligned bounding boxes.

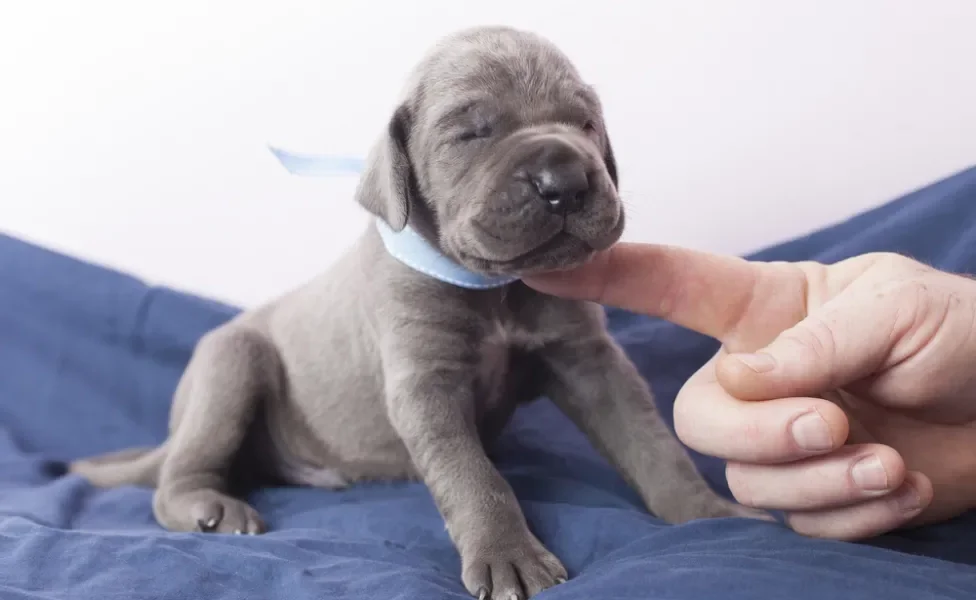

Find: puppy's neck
[266,146,517,290]
[375,219,519,290]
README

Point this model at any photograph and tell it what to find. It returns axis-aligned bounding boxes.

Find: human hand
[525,245,976,540]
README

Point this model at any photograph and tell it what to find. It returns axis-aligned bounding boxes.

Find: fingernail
[851,455,889,491]
[790,410,834,452]
[896,484,922,513]
[732,352,777,373]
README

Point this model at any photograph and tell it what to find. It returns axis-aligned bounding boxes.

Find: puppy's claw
[555,577,567,585]
[196,517,219,532]
[476,587,489,600]
[233,529,244,535]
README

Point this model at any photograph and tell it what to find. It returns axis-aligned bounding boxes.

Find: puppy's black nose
[529,163,589,215]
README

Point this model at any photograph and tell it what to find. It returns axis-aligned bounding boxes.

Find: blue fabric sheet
[3,166,976,599]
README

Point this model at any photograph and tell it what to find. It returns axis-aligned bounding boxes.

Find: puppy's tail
[69,443,168,488]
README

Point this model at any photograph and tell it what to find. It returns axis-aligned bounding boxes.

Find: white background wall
[2,1,975,307]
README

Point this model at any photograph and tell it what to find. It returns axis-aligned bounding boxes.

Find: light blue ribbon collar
[271,146,518,290]
[374,219,518,289]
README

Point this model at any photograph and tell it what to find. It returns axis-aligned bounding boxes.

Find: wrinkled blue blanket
[2,167,976,599]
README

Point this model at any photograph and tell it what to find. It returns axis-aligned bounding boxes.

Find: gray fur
[70,26,765,600]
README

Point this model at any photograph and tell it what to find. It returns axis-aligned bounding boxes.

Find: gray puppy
[71,25,763,600]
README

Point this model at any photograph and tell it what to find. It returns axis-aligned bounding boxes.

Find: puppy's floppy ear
[354,104,414,231]
[603,134,619,189]
[585,85,619,189]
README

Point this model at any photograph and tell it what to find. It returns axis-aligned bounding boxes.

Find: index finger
[525,242,774,344]
[673,352,850,463]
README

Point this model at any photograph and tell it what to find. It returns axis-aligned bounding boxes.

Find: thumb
[716,291,904,401]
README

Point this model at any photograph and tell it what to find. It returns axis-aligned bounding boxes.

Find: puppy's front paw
[155,488,266,535]
[461,530,567,600]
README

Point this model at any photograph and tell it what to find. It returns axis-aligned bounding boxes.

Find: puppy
[72,25,763,600]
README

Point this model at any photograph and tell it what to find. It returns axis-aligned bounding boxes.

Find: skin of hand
[525,244,976,540]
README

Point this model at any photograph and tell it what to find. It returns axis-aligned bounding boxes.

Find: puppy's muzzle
[508,131,598,217]
[526,145,590,216]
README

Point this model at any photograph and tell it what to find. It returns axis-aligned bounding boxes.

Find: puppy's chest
[474,322,542,409]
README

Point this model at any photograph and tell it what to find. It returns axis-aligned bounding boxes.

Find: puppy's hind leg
[70,444,167,488]
[153,326,278,535]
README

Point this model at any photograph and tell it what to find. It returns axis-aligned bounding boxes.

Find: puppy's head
[356,26,623,276]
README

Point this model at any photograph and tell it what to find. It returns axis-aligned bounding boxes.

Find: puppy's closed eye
[458,123,494,142]
[580,120,602,141]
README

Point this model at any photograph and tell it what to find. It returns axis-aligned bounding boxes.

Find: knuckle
[871,251,913,271]
[739,418,767,456]
[873,251,932,280]
[871,251,907,267]
[725,463,761,508]
[887,279,936,327]
[894,278,930,299]
[780,317,837,366]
